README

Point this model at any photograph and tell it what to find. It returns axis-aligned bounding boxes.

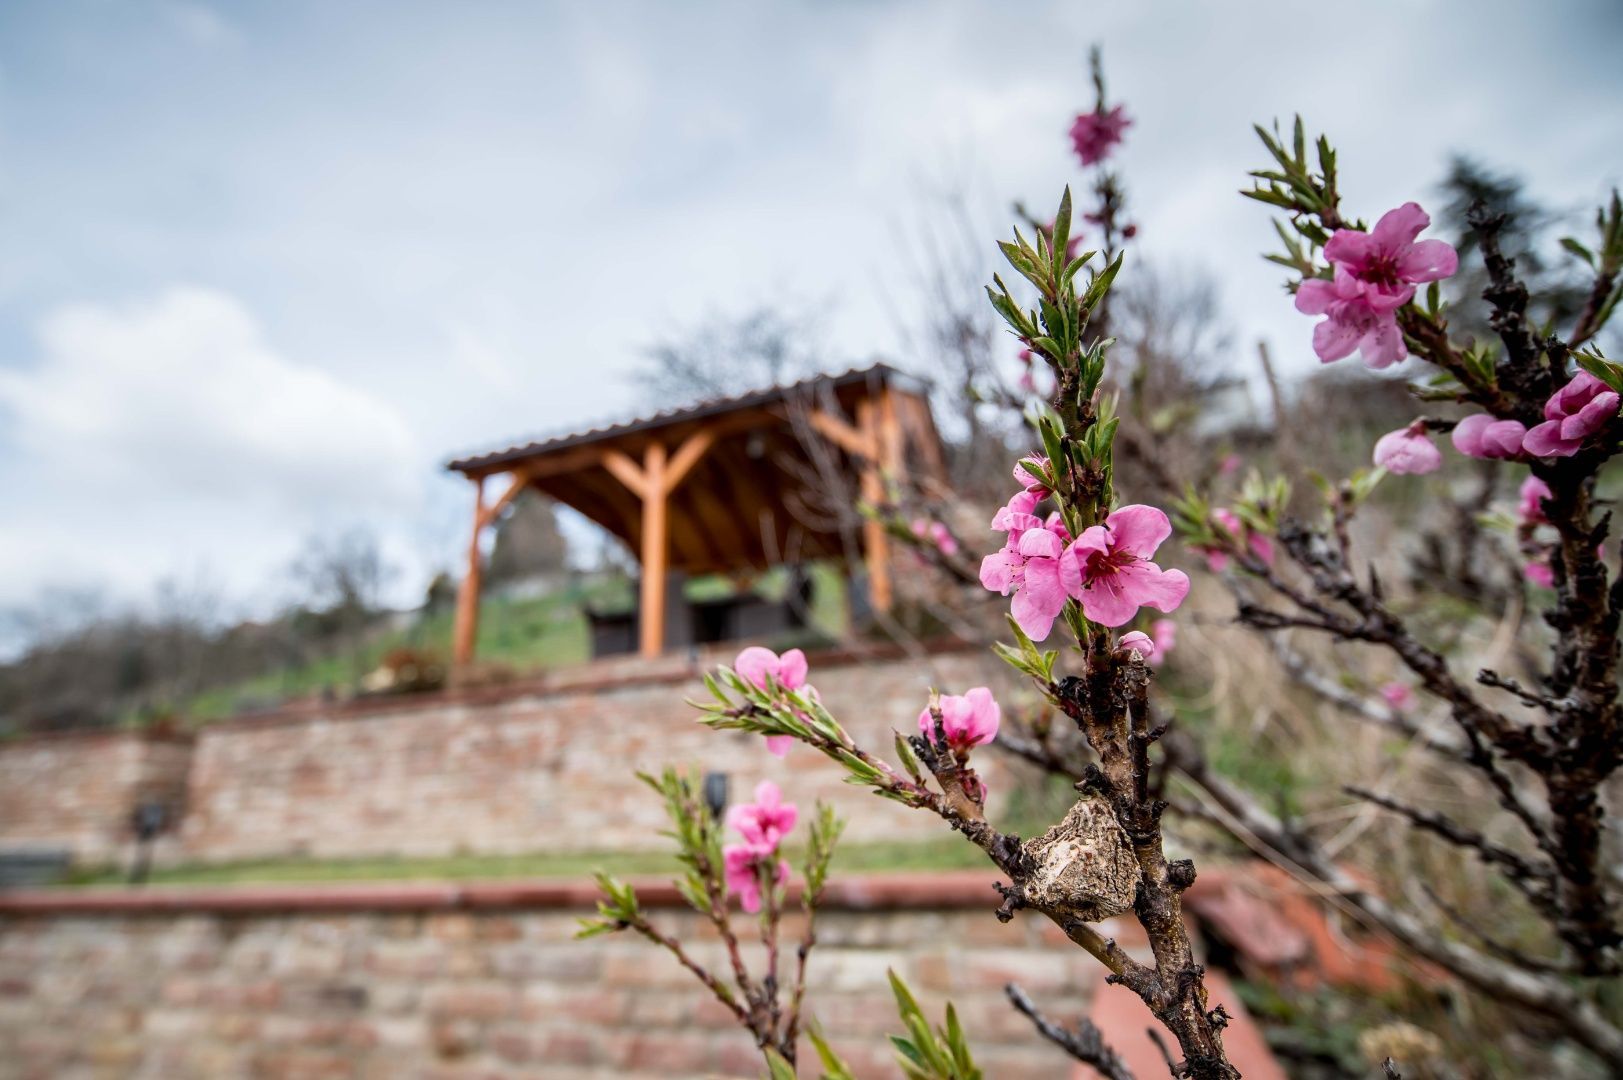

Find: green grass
[170,564,851,725]
[65,836,981,887]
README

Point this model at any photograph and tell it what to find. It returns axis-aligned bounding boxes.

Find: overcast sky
[0,0,1619,638]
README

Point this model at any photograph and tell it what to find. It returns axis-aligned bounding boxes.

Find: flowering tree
[586,49,1623,1080]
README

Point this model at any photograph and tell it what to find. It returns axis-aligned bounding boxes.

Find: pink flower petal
[1524,560,1555,588]
[1560,391,1618,440]
[1370,201,1430,250]
[1103,504,1172,559]
[1518,475,1551,525]
[1077,573,1139,628]
[1358,317,1407,369]
[777,649,808,689]
[1116,630,1155,658]
[1522,420,1580,459]
[734,646,778,689]
[1060,526,1111,594]
[1395,238,1458,283]
[1294,278,1339,316]
[979,547,1019,594]
[1545,372,1607,420]
[1312,315,1363,363]
[962,687,1001,746]
[1116,562,1191,615]
[1018,526,1065,560]
[1373,427,1441,474]
[1011,558,1066,640]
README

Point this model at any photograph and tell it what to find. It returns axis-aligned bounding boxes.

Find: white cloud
[0,287,422,607]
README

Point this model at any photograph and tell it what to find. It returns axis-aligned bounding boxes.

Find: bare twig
[1006,982,1135,1080]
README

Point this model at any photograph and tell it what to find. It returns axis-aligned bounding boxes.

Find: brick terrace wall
[179,645,1025,864]
[0,731,194,865]
[0,873,1105,1079]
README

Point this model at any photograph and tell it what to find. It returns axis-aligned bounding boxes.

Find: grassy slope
[180,565,848,723]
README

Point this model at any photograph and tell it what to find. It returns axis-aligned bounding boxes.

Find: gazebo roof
[445,364,942,576]
[447,364,925,475]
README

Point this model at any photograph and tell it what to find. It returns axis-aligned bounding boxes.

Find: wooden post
[637,442,669,658]
[452,476,486,666]
[856,396,893,615]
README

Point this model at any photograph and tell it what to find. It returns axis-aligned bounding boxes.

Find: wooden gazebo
[444,364,944,663]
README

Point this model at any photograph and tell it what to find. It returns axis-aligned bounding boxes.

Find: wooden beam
[601,449,650,500]
[856,397,892,614]
[663,428,715,495]
[897,391,947,485]
[452,477,486,666]
[806,407,873,459]
[638,442,669,658]
[477,471,532,529]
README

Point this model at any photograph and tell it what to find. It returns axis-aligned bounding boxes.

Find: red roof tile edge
[0,869,1006,917]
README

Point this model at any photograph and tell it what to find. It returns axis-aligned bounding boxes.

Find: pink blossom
[723,842,790,914]
[917,686,1001,751]
[1116,631,1155,660]
[981,507,1072,641]
[1294,266,1410,368]
[1522,373,1619,458]
[1517,476,1551,526]
[1451,414,1527,460]
[1068,105,1131,167]
[726,780,798,850]
[1378,682,1413,711]
[1323,202,1458,299]
[1059,505,1191,628]
[909,519,959,557]
[992,489,1042,530]
[1524,559,1555,589]
[1149,618,1177,668]
[1546,371,1611,419]
[1218,454,1242,477]
[734,647,812,758]
[1373,423,1441,475]
[735,646,808,692]
[1201,508,1275,572]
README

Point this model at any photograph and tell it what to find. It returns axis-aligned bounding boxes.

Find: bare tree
[636,304,833,403]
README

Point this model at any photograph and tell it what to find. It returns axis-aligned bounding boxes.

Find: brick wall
[178,645,1024,864]
[0,731,193,866]
[0,873,1103,1079]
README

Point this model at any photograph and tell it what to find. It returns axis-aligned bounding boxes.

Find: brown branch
[1006,982,1135,1080]
[1166,737,1623,1071]
[1343,785,1554,910]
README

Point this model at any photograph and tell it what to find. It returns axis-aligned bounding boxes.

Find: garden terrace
[445,364,944,662]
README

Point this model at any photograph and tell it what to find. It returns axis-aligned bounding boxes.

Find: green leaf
[894,730,924,782]
[1049,187,1073,279]
[762,1048,799,1080]
[808,1026,857,1080]
[1561,236,1596,267]
[1575,351,1623,394]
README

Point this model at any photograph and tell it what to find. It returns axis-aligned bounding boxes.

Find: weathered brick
[424,981,520,1021]
[622,1031,716,1072]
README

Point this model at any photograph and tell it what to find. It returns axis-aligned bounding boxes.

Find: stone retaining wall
[0,872,1103,1079]
[0,730,193,866]
[177,644,1022,863]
